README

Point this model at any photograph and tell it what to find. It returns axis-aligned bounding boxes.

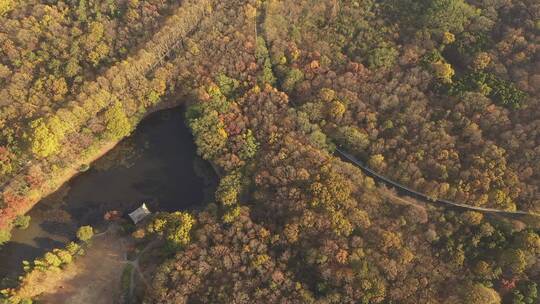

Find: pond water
[0,107,216,281]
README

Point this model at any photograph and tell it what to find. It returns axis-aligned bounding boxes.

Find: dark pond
[0,107,216,281]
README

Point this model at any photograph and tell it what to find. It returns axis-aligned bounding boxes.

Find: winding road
[336,148,539,218]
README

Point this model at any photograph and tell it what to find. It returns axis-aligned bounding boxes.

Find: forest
[0,0,539,303]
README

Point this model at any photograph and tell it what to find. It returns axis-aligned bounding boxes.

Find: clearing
[23,225,132,304]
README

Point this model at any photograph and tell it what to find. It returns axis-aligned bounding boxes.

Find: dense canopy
[0,0,539,303]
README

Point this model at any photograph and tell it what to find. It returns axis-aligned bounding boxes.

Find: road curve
[335,148,538,217]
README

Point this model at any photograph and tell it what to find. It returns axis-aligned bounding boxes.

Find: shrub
[54,249,73,265]
[76,226,94,242]
[13,215,31,230]
[0,229,11,245]
[66,242,82,255]
[121,264,134,298]
[43,252,62,268]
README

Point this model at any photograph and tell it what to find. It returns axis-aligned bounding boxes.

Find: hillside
[0,0,539,303]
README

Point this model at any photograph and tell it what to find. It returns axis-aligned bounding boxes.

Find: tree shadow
[33,236,68,251]
[39,220,75,239]
[0,241,44,282]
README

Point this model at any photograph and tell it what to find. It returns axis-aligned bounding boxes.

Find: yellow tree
[28,118,60,158]
[0,0,13,15]
[104,101,132,140]
[463,283,501,304]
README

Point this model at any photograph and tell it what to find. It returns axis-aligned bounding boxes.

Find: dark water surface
[0,107,216,281]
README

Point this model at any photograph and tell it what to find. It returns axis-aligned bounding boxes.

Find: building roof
[129,203,151,224]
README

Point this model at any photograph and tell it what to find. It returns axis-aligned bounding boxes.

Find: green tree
[449,72,526,109]
[146,212,195,250]
[336,126,370,152]
[367,44,398,69]
[500,249,527,275]
[510,282,537,304]
[77,226,94,243]
[282,68,304,93]
[76,0,87,21]
[391,0,477,34]
[216,74,240,98]
[104,101,132,140]
[255,37,276,85]
[239,130,259,160]
[165,212,195,250]
[422,0,477,34]
[188,106,228,160]
[216,172,242,206]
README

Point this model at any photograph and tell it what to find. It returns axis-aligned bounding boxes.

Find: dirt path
[33,226,132,304]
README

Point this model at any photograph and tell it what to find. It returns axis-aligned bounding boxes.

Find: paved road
[336,148,538,217]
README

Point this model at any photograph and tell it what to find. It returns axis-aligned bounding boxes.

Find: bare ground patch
[31,225,133,304]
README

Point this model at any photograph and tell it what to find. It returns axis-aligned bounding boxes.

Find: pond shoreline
[0,97,187,240]
[1,99,216,280]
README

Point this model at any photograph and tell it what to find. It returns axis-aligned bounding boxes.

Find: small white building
[129,203,151,224]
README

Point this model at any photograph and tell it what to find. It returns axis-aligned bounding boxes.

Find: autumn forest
[0,0,539,303]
